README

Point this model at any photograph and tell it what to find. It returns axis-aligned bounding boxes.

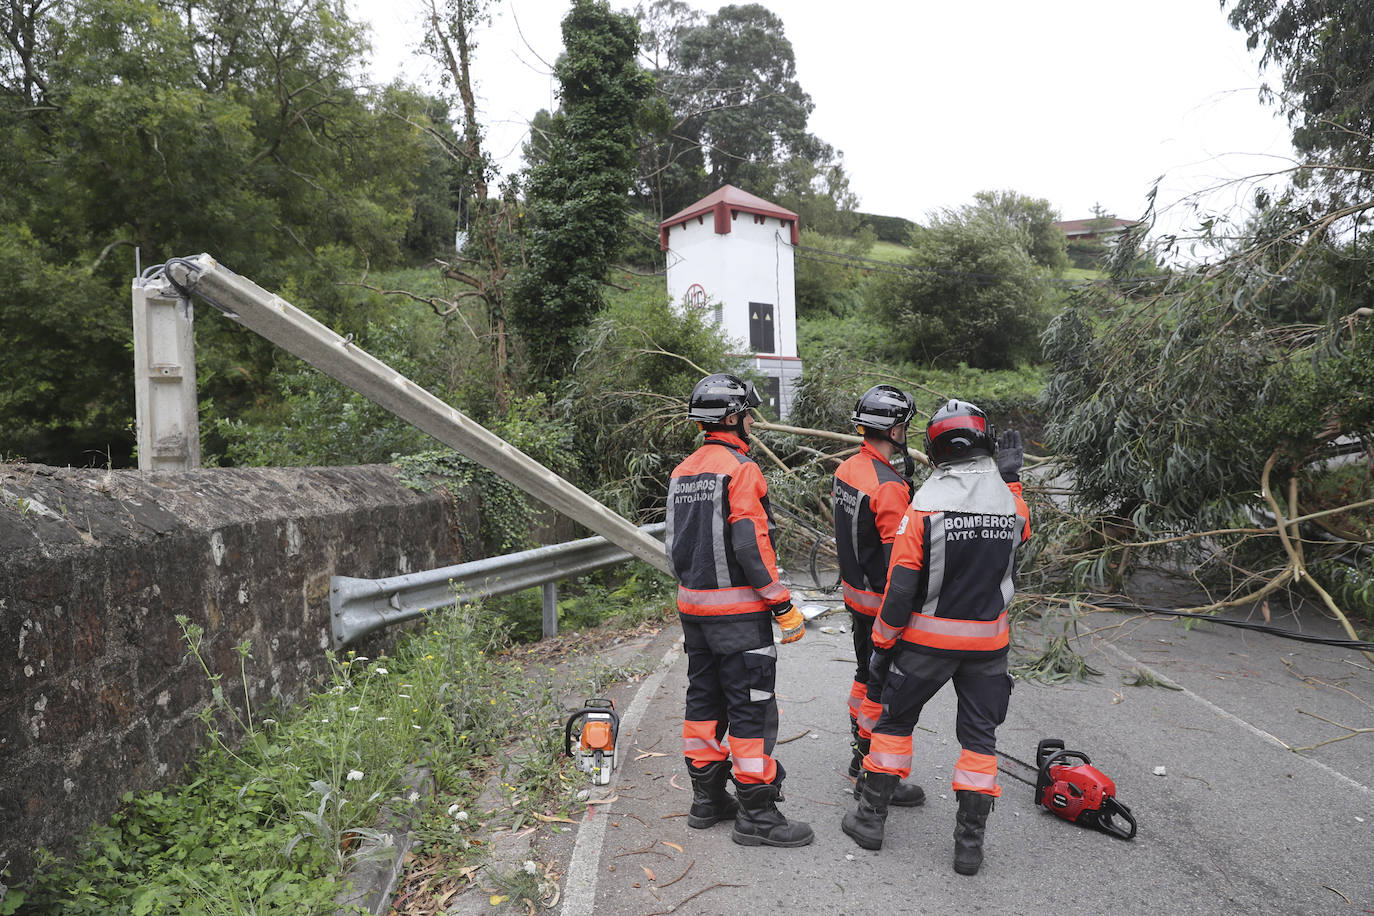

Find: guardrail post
[542,582,558,639]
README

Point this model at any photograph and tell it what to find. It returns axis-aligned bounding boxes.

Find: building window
[749,302,775,353]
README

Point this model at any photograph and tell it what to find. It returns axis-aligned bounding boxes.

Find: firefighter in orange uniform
[666,373,814,848]
[842,399,1029,876]
[832,385,924,807]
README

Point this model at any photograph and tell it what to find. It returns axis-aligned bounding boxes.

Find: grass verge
[6,579,675,916]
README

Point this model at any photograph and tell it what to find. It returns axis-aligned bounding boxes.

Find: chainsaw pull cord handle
[564,702,621,758]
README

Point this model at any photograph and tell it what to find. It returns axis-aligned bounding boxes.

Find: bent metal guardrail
[151,254,672,576]
[331,523,666,649]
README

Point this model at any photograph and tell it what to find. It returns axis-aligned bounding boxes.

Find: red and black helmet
[851,384,914,433]
[924,399,997,466]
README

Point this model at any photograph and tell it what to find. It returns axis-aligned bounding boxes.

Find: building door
[749,302,775,353]
[760,375,781,420]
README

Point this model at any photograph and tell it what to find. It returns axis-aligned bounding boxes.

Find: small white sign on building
[660,185,803,420]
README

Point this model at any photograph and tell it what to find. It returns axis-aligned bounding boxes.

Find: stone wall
[0,463,471,883]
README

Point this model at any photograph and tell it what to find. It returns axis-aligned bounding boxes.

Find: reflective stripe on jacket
[666,432,790,620]
[833,441,912,618]
[873,481,1030,657]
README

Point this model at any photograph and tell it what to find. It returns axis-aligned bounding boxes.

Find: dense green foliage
[560,272,736,517]
[1025,0,1372,619]
[0,0,449,466]
[512,0,653,383]
[870,199,1059,370]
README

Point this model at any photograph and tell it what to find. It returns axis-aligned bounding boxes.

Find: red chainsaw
[1035,738,1137,840]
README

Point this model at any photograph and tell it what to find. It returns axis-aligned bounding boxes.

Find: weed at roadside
[10,601,585,915]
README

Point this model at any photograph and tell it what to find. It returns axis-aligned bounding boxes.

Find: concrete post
[542,582,559,639]
[131,277,201,471]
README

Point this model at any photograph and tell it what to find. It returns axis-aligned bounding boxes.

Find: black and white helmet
[688,373,760,425]
[924,399,997,466]
[851,385,914,433]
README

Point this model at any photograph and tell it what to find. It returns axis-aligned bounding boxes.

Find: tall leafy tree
[512,0,652,383]
[0,0,437,465]
[633,1,853,223]
[1225,0,1374,176]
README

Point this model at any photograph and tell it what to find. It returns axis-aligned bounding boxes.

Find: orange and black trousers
[863,646,1012,797]
[849,608,882,740]
[680,613,780,785]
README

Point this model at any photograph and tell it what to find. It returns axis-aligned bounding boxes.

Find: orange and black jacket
[833,441,913,618]
[665,431,791,621]
[871,481,1031,658]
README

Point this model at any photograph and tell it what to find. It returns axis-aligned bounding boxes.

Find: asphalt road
[551,584,1374,916]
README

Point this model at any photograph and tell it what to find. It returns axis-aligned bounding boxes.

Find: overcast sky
[349,0,1296,242]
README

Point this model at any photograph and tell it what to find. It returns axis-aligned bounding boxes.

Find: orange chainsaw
[564,698,619,786]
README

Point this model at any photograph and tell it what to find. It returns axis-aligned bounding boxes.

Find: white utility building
[659,185,803,420]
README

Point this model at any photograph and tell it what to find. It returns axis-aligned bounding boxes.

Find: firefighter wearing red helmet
[842,399,1030,876]
[831,385,924,808]
[665,373,814,848]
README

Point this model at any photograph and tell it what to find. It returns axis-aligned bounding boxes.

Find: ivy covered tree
[511,0,652,383]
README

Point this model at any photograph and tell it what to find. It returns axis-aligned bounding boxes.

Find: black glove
[997,429,1024,483]
[867,645,892,695]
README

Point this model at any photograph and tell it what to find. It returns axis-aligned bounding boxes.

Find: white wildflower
[376,716,389,722]
[523,860,537,875]
[375,667,388,675]
[448,803,462,816]
[348,706,360,712]
[347,770,364,781]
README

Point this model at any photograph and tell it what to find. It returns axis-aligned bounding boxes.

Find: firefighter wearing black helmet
[843,399,1029,877]
[665,373,813,848]
[832,385,925,808]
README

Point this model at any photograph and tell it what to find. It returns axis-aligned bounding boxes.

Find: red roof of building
[1055,217,1139,238]
[659,184,800,250]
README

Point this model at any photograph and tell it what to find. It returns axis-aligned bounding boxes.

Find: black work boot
[847,719,864,778]
[953,789,996,875]
[685,759,738,829]
[841,770,898,850]
[731,776,815,848]
[848,739,926,807]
